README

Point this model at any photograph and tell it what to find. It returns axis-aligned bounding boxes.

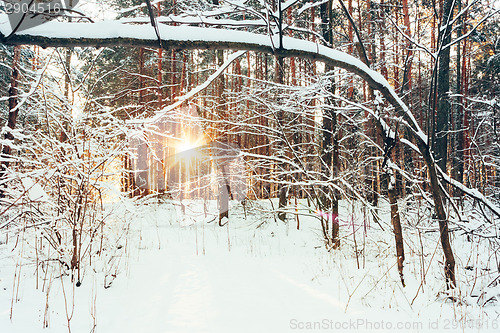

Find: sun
[176,140,199,153]
[174,135,207,161]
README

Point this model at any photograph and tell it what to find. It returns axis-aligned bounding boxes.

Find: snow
[20,177,49,202]
[400,138,420,154]
[1,199,499,332]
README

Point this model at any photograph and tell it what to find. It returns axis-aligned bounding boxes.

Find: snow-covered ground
[0,198,499,332]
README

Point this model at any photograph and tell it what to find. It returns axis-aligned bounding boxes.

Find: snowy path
[98,255,343,332]
[95,220,349,333]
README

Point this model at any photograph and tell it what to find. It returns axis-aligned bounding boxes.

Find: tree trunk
[418,142,456,288]
[320,0,339,247]
[157,2,163,109]
[276,54,288,222]
[387,170,405,287]
[0,46,21,198]
[213,0,229,225]
[401,0,412,91]
[435,0,454,173]
[59,48,72,143]
[431,0,457,289]
[347,0,354,98]
[453,0,464,197]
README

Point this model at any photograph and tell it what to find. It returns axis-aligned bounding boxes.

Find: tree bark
[429,0,457,288]
[213,0,230,225]
[0,46,21,198]
[401,0,412,91]
[274,0,288,222]
[435,0,454,173]
[321,0,340,248]
[387,169,405,287]
[453,0,464,197]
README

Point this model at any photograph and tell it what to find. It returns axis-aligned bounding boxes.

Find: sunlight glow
[176,140,199,154]
[174,135,207,161]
